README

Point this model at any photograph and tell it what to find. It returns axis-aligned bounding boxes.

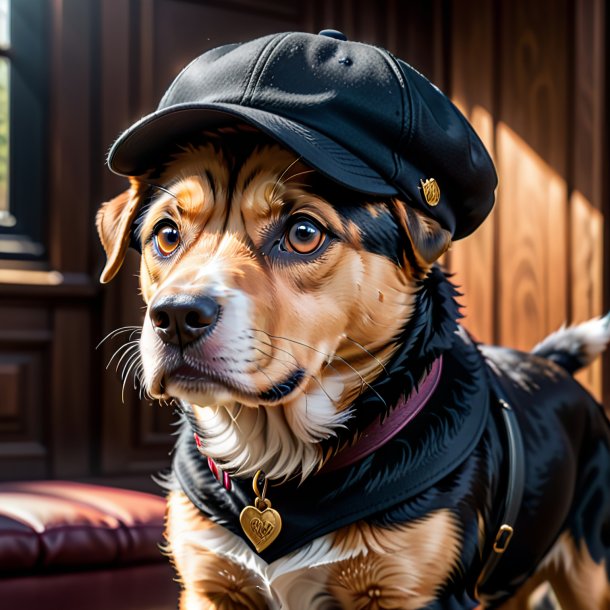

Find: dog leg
[543,533,610,610]
[488,571,546,610]
[165,490,273,610]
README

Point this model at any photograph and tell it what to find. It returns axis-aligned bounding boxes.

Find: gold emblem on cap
[420,178,441,206]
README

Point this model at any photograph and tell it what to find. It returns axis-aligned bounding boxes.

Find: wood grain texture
[570,0,606,401]
[496,0,569,350]
[447,0,496,345]
[0,307,51,480]
[571,193,603,398]
[496,123,568,350]
[47,0,94,273]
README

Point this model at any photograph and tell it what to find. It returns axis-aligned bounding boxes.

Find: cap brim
[108,103,398,197]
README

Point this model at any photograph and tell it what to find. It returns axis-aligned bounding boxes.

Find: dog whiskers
[253,362,280,397]
[249,329,387,409]
[252,345,338,406]
[249,335,342,378]
[96,325,141,350]
[228,404,245,427]
[114,342,140,373]
[105,340,139,370]
[121,351,143,403]
[345,335,389,375]
[140,180,185,206]
[269,156,302,202]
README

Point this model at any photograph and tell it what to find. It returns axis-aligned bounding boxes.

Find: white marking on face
[285,373,350,443]
[140,258,258,402]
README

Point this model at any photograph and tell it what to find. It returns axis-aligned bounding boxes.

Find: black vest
[173,336,490,563]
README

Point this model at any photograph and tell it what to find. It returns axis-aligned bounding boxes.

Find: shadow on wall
[449,104,603,401]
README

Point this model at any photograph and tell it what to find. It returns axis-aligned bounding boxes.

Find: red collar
[322,356,443,472]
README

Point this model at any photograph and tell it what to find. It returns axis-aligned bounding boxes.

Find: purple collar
[195,356,443,483]
[322,356,443,472]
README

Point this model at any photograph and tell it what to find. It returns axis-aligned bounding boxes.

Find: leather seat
[0,480,178,610]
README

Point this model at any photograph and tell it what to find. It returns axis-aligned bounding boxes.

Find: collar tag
[239,470,283,553]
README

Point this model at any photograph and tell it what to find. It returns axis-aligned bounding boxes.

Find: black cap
[108,31,497,239]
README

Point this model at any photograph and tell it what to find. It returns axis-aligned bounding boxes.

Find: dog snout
[150,294,219,346]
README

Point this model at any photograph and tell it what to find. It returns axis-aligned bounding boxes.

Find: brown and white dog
[97,128,610,610]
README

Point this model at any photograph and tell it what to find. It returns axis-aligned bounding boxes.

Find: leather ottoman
[0,480,178,610]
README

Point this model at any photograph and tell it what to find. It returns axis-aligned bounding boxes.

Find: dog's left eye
[284,217,325,255]
[153,222,181,257]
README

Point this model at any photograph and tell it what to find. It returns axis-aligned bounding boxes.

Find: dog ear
[395,202,452,266]
[96,179,144,283]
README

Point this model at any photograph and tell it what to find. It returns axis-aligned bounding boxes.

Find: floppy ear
[96,178,144,283]
[394,202,452,267]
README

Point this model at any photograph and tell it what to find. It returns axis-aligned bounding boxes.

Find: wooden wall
[447,0,608,400]
[0,0,607,486]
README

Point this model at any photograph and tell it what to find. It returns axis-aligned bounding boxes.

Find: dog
[97,31,610,609]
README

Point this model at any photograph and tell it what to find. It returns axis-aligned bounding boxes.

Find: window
[0,0,47,260]
[0,0,10,229]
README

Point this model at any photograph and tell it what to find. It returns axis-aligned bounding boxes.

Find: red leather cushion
[0,481,167,573]
[0,563,179,610]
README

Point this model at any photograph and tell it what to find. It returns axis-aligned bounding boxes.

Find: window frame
[0,0,48,262]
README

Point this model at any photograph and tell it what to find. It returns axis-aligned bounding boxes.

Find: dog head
[97,129,453,479]
[98,31,496,480]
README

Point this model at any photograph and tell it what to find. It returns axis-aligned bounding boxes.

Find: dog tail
[532,313,610,375]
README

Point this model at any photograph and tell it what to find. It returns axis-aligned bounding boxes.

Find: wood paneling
[443,0,607,402]
[304,0,444,83]
[0,306,51,480]
[570,0,606,397]
[48,0,95,273]
[445,0,607,400]
[447,0,496,345]
[497,0,569,350]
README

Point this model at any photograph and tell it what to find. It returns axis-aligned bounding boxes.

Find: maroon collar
[195,356,443,483]
[322,356,443,472]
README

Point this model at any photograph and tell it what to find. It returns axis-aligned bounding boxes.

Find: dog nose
[150,294,219,346]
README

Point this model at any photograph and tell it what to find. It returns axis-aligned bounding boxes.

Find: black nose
[150,294,219,346]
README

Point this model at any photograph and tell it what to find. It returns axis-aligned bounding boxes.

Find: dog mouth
[163,362,305,404]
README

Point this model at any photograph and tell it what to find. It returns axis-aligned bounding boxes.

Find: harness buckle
[493,524,514,553]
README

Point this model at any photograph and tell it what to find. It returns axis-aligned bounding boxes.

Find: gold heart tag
[240,503,282,553]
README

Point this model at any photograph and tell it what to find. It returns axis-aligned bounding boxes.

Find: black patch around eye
[336,205,402,264]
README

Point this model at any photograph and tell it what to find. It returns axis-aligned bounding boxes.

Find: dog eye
[153,222,181,257]
[284,217,325,255]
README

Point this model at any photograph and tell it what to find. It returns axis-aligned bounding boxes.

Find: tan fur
[327,511,462,609]
[96,177,146,283]
[166,491,269,610]
[539,533,609,610]
[393,201,452,270]
[485,532,610,610]
[167,489,461,610]
[133,145,416,436]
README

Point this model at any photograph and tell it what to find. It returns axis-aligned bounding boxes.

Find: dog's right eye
[153,222,181,257]
[283,216,326,255]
